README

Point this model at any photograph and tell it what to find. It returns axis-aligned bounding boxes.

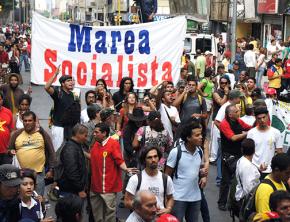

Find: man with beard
[0,164,22,222]
[81,90,97,123]
[125,147,174,215]
[45,66,81,151]
[165,122,206,222]
[90,122,137,222]
[8,111,55,195]
[0,73,24,115]
[159,90,180,140]
[247,106,283,179]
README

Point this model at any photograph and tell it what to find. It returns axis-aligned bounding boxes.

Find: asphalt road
[16,69,232,222]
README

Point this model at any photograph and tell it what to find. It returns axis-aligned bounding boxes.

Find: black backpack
[53,142,67,182]
[239,179,277,222]
[58,89,81,126]
[136,172,168,207]
[173,140,203,179]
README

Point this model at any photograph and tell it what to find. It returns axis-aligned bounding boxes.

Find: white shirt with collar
[20,197,44,220]
[126,211,148,222]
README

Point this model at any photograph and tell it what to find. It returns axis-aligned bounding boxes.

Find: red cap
[266,88,277,95]
[156,214,179,222]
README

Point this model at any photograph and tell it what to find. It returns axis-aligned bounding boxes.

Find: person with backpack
[235,139,261,203]
[255,154,290,213]
[267,58,284,97]
[173,75,207,141]
[125,146,174,215]
[165,121,206,222]
[133,111,173,171]
[217,104,252,211]
[44,65,81,152]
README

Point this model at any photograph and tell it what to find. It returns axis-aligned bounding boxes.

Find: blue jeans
[172,200,201,222]
[256,67,265,88]
[201,190,210,222]
[216,138,222,185]
[20,53,30,71]
[36,171,45,196]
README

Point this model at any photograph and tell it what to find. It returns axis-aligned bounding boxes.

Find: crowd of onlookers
[0,24,290,222]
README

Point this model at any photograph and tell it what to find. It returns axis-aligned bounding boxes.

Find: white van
[184,33,218,61]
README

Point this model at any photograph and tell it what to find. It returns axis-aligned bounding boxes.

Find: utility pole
[12,0,15,24]
[230,0,237,62]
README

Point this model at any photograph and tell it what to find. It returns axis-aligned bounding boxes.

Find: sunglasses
[220,82,228,85]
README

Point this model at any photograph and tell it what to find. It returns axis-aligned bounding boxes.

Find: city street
[19,70,232,221]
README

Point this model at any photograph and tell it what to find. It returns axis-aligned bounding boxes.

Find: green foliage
[0,0,18,13]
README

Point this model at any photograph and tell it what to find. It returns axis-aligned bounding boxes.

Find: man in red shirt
[0,91,14,164]
[218,104,252,210]
[0,44,8,64]
[90,122,137,222]
[283,58,290,90]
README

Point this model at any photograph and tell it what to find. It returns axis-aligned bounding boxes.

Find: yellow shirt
[268,66,283,89]
[255,175,286,213]
[15,131,45,173]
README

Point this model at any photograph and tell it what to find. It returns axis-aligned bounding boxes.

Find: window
[184,38,192,53]
[196,38,211,53]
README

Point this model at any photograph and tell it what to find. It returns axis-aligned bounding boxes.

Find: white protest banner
[271,100,290,151]
[31,12,186,89]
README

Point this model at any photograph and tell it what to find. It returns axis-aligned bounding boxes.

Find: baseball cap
[0,164,21,187]
[59,75,73,84]
[233,60,240,65]
[266,88,277,95]
[156,214,179,222]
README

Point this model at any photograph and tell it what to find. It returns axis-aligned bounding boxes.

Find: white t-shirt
[240,115,255,126]
[159,103,181,140]
[126,170,174,209]
[244,50,257,68]
[215,101,231,138]
[267,44,280,61]
[247,127,283,173]
[235,156,260,201]
[80,108,89,123]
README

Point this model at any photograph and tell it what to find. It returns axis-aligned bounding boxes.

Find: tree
[0,0,18,13]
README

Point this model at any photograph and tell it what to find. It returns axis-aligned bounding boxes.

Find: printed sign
[31,12,186,88]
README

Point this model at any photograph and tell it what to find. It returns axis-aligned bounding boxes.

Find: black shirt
[112,91,126,112]
[50,87,75,127]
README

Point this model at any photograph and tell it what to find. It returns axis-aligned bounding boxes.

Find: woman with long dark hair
[95,79,113,108]
[112,77,134,112]
[116,92,138,136]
